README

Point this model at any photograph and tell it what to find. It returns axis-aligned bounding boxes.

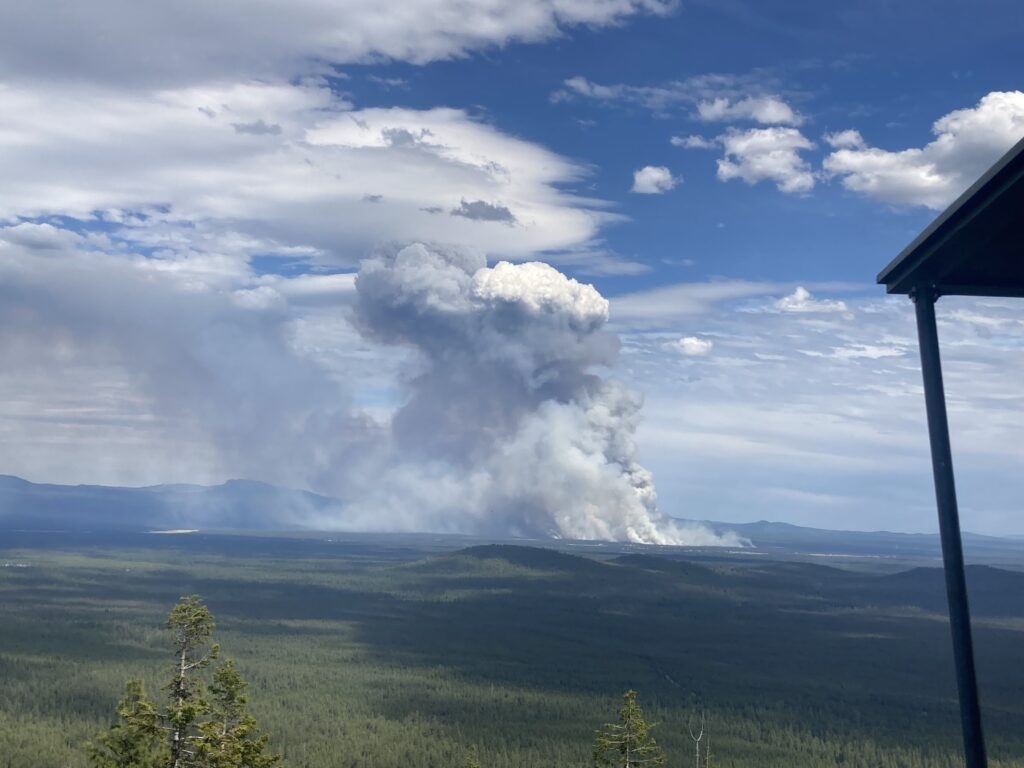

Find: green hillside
[2,533,1022,768]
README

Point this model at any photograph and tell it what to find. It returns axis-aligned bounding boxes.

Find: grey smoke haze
[349,244,740,545]
[0,227,381,500]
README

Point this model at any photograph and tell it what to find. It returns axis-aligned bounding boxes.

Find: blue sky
[345,0,1021,290]
[0,0,1022,539]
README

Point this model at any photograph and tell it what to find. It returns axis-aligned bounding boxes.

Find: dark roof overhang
[877,135,1024,298]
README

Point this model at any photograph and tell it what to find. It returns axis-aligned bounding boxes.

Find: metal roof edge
[877,134,1024,289]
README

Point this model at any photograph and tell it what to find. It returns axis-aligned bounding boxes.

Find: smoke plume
[349,244,739,545]
[0,229,742,545]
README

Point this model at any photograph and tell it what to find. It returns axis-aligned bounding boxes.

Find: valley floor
[2,531,1023,768]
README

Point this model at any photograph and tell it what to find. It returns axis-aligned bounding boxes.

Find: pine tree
[86,679,167,768]
[166,596,219,768]
[462,744,481,768]
[194,660,280,768]
[593,691,665,768]
[87,596,281,768]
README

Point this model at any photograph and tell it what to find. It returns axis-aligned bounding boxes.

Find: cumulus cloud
[696,95,803,126]
[824,129,865,150]
[0,0,674,87]
[351,244,739,545]
[671,124,815,195]
[717,127,816,193]
[632,166,679,194]
[823,91,1024,209]
[586,75,812,196]
[665,336,713,355]
[775,286,848,313]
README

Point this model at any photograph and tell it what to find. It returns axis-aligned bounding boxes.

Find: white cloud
[0,81,608,265]
[824,129,865,149]
[558,75,813,197]
[665,336,713,355]
[775,286,848,314]
[717,127,816,193]
[555,76,630,102]
[0,0,668,279]
[631,165,679,194]
[671,134,716,149]
[696,95,802,126]
[0,0,674,87]
[823,91,1024,209]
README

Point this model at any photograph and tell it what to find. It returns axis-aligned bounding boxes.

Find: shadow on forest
[3,536,1024,759]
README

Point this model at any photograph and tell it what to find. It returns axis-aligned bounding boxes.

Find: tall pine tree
[166,595,219,767]
[87,596,280,768]
[593,690,665,768]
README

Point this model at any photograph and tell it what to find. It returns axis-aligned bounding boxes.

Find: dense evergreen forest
[2,532,1023,768]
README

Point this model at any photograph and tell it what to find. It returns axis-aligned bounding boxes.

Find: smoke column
[350,244,741,546]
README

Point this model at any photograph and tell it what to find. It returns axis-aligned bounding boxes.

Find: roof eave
[877,135,1024,294]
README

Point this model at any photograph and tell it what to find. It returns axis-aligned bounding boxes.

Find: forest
[2,531,1023,768]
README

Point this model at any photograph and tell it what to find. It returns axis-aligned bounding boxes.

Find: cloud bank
[0,0,674,87]
[0,83,607,265]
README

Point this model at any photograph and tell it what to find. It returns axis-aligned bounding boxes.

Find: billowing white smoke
[350,244,740,546]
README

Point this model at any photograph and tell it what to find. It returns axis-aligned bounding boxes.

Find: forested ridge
[2,534,1023,767]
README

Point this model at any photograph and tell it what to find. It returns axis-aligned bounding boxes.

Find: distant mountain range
[692,518,1024,559]
[2,475,1022,560]
[0,475,339,532]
